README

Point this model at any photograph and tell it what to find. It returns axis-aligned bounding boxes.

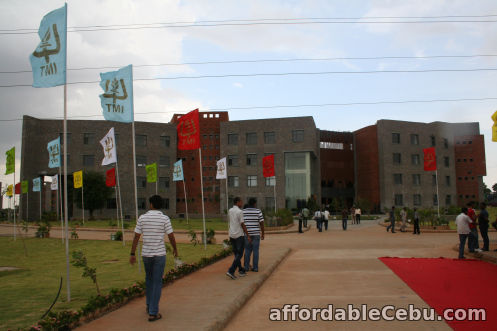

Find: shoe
[459,256,465,259]
[239,271,247,277]
[148,313,162,322]
[226,272,237,280]
[469,250,475,253]
[392,231,396,233]
[250,268,258,272]
[475,248,483,252]
[482,249,489,251]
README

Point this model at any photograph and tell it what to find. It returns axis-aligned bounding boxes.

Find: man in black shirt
[478,202,489,251]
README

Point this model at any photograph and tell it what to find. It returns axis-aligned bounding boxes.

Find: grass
[62,218,229,231]
[0,237,224,330]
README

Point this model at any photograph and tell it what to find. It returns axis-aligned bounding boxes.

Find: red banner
[423,147,437,171]
[15,182,21,194]
[106,168,116,187]
[263,154,275,178]
[177,109,200,150]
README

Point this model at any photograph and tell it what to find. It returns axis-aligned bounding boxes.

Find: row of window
[136,177,170,189]
[228,176,275,188]
[393,174,451,186]
[227,153,275,167]
[77,155,172,167]
[394,194,451,206]
[227,130,304,146]
[392,133,449,148]
[79,133,171,148]
[392,153,450,167]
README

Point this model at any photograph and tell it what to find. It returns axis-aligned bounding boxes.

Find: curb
[452,244,497,264]
[376,220,497,234]
[208,247,291,331]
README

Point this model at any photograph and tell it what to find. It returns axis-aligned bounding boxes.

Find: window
[106,199,117,209]
[159,155,170,168]
[394,174,403,185]
[393,153,401,165]
[247,175,257,187]
[413,194,422,206]
[412,174,421,186]
[228,176,239,188]
[265,177,275,186]
[83,133,95,145]
[411,154,420,165]
[392,133,400,144]
[138,198,146,210]
[432,174,437,186]
[292,130,304,142]
[264,131,276,144]
[246,153,257,166]
[159,177,170,190]
[227,155,239,167]
[228,133,238,145]
[430,135,436,147]
[265,197,275,211]
[136,155,147,167]
[160,136,170,147]
[433,194,438,206]
[82,155,94,167]
[444,138,449,149]
[394,194,403,206]
[444,157,450,167]
[246,132,257,145]
[445,195,451,205]
[446,176,451,186]
[410,134,419,145]
[162,198,170,210]
[137,176,147,188]
[135,134,147,147]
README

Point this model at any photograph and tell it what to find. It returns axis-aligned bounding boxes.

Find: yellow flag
[73,170,83,188]
[6,184,13,197]
[493,110,497,142]
[146,163,157,183]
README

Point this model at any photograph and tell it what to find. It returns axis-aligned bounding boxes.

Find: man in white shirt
[130,195,178,322]
[323,209,330,231]
[314,209,323,232]
[355,208,362,224]
[227,197,251,279]
[455,207,472,259]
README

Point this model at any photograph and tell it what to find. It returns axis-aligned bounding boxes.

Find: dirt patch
[0,266,20,271]
[101,259,120,264]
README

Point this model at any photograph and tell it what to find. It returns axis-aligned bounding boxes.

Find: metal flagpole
[225,178,229,216]
[39,182,42,222]
[435,169,440,218]
[199,148,207,250]
[273,176,277,213]
[116,162,124,246]
[183,180,189,224]
[13,169,16,241]
[131,65,140,270]
[114,185,119,227]
[81,184,84,225]
[27,189,29,222]
[59,168,63,243]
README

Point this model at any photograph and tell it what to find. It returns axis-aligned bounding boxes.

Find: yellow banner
[146,163,157,183]
[6,184,13,197]
[493,111,497,142]
[73,170,83,188]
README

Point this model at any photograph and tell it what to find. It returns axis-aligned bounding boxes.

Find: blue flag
[173,159,184,182]
[29,4,67,88]
[99,65,134,123]
[47,137,61,168]
[33,177,41,192]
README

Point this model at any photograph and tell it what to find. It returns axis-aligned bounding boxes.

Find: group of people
[386,206,421,234]
[227,197,265,279]
[296,206,363,232]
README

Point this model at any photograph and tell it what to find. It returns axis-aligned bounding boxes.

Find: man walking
[413,207,420,235]
[226,197,250,279]
[314,208,323,232]
[478,202,490,251]
[323,208,330,231]
[386,206,396,233]
[467,202,481,252]
[455,207,472,259]
[355,207,362,225]
[341,208,348,231]
[302,207,309,228]
[243,198,265,272]
[130,195,178,322]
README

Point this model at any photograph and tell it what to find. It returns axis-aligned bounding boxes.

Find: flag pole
[39,179,42,222]
[27,188,29,222]
[130,66,140,271]
[435,169,440,218]
[13,169,16,241]
[199,148,207,250]
[116,161,124,246]
[81,183,84,225]
[273,176,277,213]
[114,184,119,226]
[225,178,229,217]
[59,168,64,243]
[183,179,189,224]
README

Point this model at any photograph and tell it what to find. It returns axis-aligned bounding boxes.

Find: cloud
[233,82,243,88]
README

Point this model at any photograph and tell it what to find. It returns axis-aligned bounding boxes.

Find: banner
[47,137,61,168]
[6,184,13,197]
[99,65,134,123]
[146,163,157,183]
[73,170,83,189]
[423,147,437,171]
[177,109,200,150]
[100,127,117,165]
[21,181,28,194]
[51,175,58,191]
[29,4,67,88]
[5,147,15,175]
[263,154,275,178]
[106,168,116,187]
[173,159,184,182]
[33,177,41,192]
[492,110,497,142]
[216,157,227,179]
[15,183,21,195]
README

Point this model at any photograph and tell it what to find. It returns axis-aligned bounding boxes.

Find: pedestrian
[243,198,265,272]
[478,202,489,251]
[467,202,481,252]
[350,207,356,224]
[298,211,304,233]
[302,207,309,228]
[386,206,396,233]
[314,208,323,232]
[129,195,178,322]
[355,207,362,225]
[455,207,472,259]
[413,208,420,235]
[400,207,407,232]
[341,208,348,230]
[323,208,330,231]
[226,197,250,280]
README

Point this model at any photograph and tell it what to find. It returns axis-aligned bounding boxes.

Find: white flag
[100,127,117,166]
[51,175,58,191]
[216,157,227,179]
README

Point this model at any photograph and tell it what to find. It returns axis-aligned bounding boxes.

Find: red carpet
[379,257,497,330]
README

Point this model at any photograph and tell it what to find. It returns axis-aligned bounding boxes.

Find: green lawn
[0,237,224,330]
[62,218,229,231]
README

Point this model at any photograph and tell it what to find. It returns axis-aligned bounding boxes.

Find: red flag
[15,182,21,194]
[106,168,116,187]
[263,154,275,178]
[177,109,200,150]
[423,147,437,171]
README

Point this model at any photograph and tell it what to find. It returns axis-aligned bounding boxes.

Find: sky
[1,0,496,206]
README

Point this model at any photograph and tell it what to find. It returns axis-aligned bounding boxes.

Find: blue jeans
[459,234,468,258]
[342,218,347,230]
[468,228,479,251]
[480,226,489,251]
[229,236,245,274]
[244,235,260,271]
[143,255,166,315]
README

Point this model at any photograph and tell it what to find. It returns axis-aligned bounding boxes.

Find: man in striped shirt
[130,195,178,322]
[243,198,265,272]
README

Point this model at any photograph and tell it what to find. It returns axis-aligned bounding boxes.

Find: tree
[493,183,497,193]
[74,171,113,219]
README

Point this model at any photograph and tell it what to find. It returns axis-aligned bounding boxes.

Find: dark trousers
[303,217,308,228]
[468,228,479,251]
[356,215,361,224]
[413,219,420,234]
[316,219,322,232]
[459,234,468,258]
[228,237,245,274]
[298,219,303,233]
[342,218,347,230]
[386,220,395,232]
[480,226,489,251]
[323,220,329,230]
